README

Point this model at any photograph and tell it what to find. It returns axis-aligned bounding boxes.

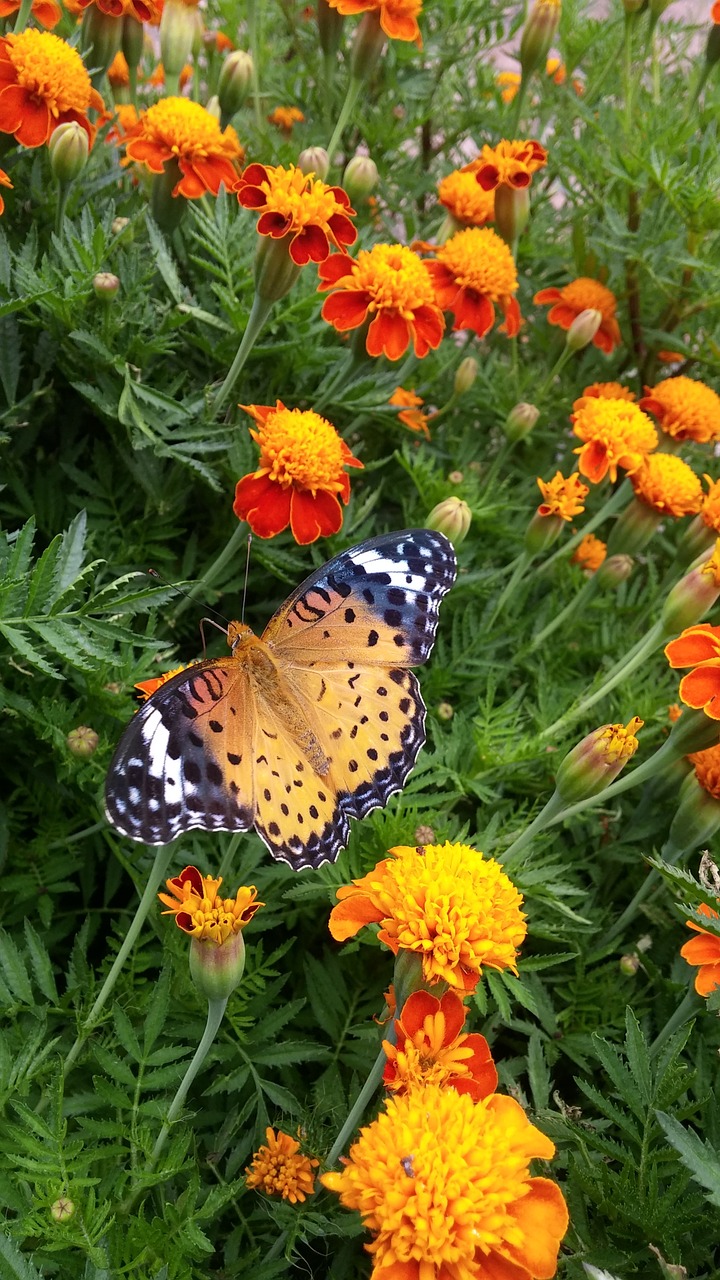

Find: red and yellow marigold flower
[630,453,703,518]
[0,0,60,27]
[236,162,357,266]
[571,397,658,485]
[576,381,636,406]
[383,989,498,1101]
[537,471,589,520]
[158,864,263,943]
[571,532,607,573]
[0,167,12,217]
[328,841,527,993]
[713,0,720,21]
[326,0,422,44]
[321,1083,569,1280]
[389,387,429,436]
[639,375,720,445]
[665,624,720,720]
[246,1128,319,1203]
[319,243,445,361]
[534,276,621,354]
[465,138,547,191]
[437,168,495,227]
[77,0,162,22]
[135,664,189,702]
[268,105,304,133]
[0,31,104,148]
[680,901,720,996]
[233,400,363,545]
[123,98,243,198]
[423,226,521,338]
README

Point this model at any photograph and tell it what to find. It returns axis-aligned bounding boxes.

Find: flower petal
[678,665,720,713]
[664,626,720,668]
[289,486,343,544]
[233,473,292,538]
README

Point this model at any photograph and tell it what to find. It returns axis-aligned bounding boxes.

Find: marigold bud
[298,146,330,180]
[675,513,717,571]
[620,954,640,976]
[48,122,89,185]
[595,553,634,588]
[50,1198,75,1223]
[505,402,540,442]
[494,184,530,248]
[454,356,478,396]
[160,0,198,78]
[317,0,344,56]
[350,9,386,82]
[122,13,144,72]
[254,235,303,303]
[524,510,562,555]
[448,470,464,485]
[414,824,436,844]
[565,308,603,352]
[189,930,246,1001]
[555,717,643,804]
[80,3,122,77]
[668,772,720,855]
[151,160,188,234]
[111,216,131,237]
[426,497,471,546]
[661,543,720,636]
[606,497,662,557]
[519,0,562,78]
[437,701,454,721]
[666,706,720,756]
[218,49,253,120]
[66,726,99,757]
[342,153,379,199]
[93,272,120,301]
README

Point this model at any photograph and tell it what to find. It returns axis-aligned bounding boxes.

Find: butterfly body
[105,530,456,868]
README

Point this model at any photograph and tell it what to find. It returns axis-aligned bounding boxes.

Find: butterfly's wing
[104,659,257,845]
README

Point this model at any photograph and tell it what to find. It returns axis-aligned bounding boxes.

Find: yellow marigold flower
[496,69,521,102]
[437,168,495,226]
[571,532,607,573]
[135,664,189,701]
[688,744,720,800]
[535,276,621,354]
[246,1128,319,1203]
[465,138,548,191]
[389,387,430,436]
[328,842,527,993]
[158,865,263,943]
[326,0,423,45]
[107,51,129,86]
[701,476,720,531]
[424,226,521,338]
[123,98,243,198]
[571,397,658,484]
[576,381,636,406]
[639,375,720,444]
[630,453,703,518]
[237,162,357,266]
[537,470,589,521]
[598,717,644,764]
[0,30,104,148]
[321,1084,569,1280]
[268,105,304,133]
[319,243,444,360]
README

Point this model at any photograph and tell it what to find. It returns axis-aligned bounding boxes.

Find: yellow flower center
[597,717,643,765]
[436,226,518,298]
[558,276,617,321]
[182,886,259,943]
[137,97,241,160]
[5,29,93,114]
[253,163,346,229]
[350,242,436,316]
[631,452,703,517]
[572,397,658,464]
[437,170,495,224]
[253,406,350,494]
[644,375,720,443]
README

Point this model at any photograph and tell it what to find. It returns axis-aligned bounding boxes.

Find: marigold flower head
[688,744,720,801]
[233,400,363,544]
[383,989,498,1101]
[321,1084,568,1280]
[107,51,130,86]
[0,0,61,27]
[326,0,423,44]
[668,703,683,722]
[713,1,720,21]
[135,663,189,701]
[0,30,104,148]
[576,381,636,406]
[630,453,703,518]
[571,532,607,573]
[77,0,161,21]
[210,30,234,51]
[236,162,356,266]
[496,69,521,102]
[328,842,527,993]
[319,243,444,361]
[123,98,242,198]
[665,623,720,720]
[680,901,720,996]
[465,138,547,192]
[571,397,658,485]
[389,387,429,437]
[545,54,565,83]
[268,105,304,133]
[423,226,521,339]
[147,61,194,89]
[246,1128,319,1202]
[437,168,495,226]
[105,102,139,144]
[534,276,621,354]
[158,864,263,943]
[700,476,720,532]
[537,470,589,521]
[639,376,720,445]
[0,167,12,218]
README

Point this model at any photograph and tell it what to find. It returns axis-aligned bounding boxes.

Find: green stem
[649,986,697,1058]
[149,996,228,1167]
[247,0,264,132]
[481,440,512,492]
[213,293,275,414]
[537,480,632,575]
[128,65,138,112]
[488,549,533,628]
[171,520,247,622]
[500,790,568,865]
[622,12,635,134]
[55,183,71,238]
[325,1042,387,1168]
[590,832,685,957]
[535,344,572,403]
[326,75,364,165]
[12,0,33,31]
[508,76,529,136]
[164,71,180,96]
[529,573,600,651]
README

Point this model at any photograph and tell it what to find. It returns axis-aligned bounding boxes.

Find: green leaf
[0,1232,44,1280]
[23,921,58,1004]
[624,1007,653,1108]
[656,1110,720,1208]
[0,929,34,1005]
[527,1031,551,1110]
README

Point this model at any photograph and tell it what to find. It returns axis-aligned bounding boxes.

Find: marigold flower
[0,167,12,217]
[147,61,194,89]
[545,55,565,83]
[321,1084,569,1280]
[0,31,104,148]
[268,104,304,133]
[383,989,498,1100]
[107,51,130,86]
[389,387,429,436]
[326,0,422,44]
[537,471,589,520]
[211,30,235,51]
[680,901,720,996]
[233,400,363,544]
[236,162,356,267]
[105,102,139,144]
[571,532,607,573]
[437,168,495,226]
[77,0,161,22]
[328,842,527,993]
[575,381,636,407]
[319,243,444,360]
[534,276,621,354]
[555,717,643,804]
[465,138,548,191]
[630,453,703,518]
[571,397,658,485]
[423,226,521,339]
[688,744,720,801]
[246,1128,319,1203]
[496,69,521,102]
[158,864,263,943]
[0,0,60,27]
[668,703,683,722]
[700,476,720,531]
[135,664,189,702]
[123,98,242,198]
[639,375,720,445]
[713,1,720,21]
[665,623,720,719]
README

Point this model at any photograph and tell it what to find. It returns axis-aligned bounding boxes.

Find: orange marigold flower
[630,453,703,518]
[545,55,566,83]
[321,1083,569,1280]
[158,864,263,942]
[713,1,720,21]
[576,381,636,406]
[701,476,720,532]
[326,0,422,44]
[107,51,130,86]
[319,243,444,361]
[328,841,527,993]
[383,989,498,1101]
[534,276,621,354]
[423,226,521,339]
[389,387,430,437]
[465,138,548,191]
[105,102,139,144]
[437,168,495,226]
[688,744,720,801]
[0,166,12,217]
[135,664,188,702]
[77,0,162,22]
[147,61,194,89]
[0,0,61,27]
[680,901,720,996]
[571,397,658,485]
[0,30,104,148]
[268,105,304,133]
[537,470,589,521]
[212,30,234,51]
[232,400,363,544]
[639,376,720,445]
[246,1128,319,1203]
[665,623,720,719]
[236,162,357,266]
[571,532,607,573]
[496,69,521,102]
[123,98,242,198]
[668,703,683,722]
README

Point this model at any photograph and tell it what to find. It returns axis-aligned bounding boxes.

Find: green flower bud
[437,702,454,721]
[555,717,643,804]
[51,1198,75,1223]
[494,183,530,248]
[150,160,188,234]
[189,930,247,1001]
[565,307,602,352]
[595,553,634,588]
[661,542,720,636]
[342,153,379,200]
[160,0,197,78]
[454,356,478,396]
[298,146,330,180]
[426,497,472,546]
[253,234,302,303]
[606,496,662,557]
[519,0,561,79]
[414,824,436,845]
[48,122,89,185]
[122,13,144,72]
[93,272,120,301]
[505,402,539,442]
[620,954,640,976]
[525,510,563,555]
[218,49,253,120]
[668,771,720,856]
[350,9,386,82]
[66,726,99,757]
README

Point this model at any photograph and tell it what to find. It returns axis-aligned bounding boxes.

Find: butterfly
[105,529,456,869]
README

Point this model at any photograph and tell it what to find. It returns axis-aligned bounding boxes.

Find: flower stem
[12,0,33,31]
[213,293,275,414]
[649,986,697,1058]
[529,573,600,651]
[326,75,363,166]
[171,520,247,622]
[325,1042,387,1168]
[487,550,533,628]
[55,183,72,238]
[499,790,568,865]
[164,71,180,96]
[150,996,228,1167]
[535,344,572,402]
[247,0,264,132]
[508,76,529,136]
[537,480,632,576]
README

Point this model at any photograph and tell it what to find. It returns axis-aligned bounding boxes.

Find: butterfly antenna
[241,532,253,625]
[146,568,230,627]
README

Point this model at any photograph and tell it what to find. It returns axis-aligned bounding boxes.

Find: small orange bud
[66,726,99,757]
[426,497,471,546]
[565,308,603,352]
[555,717,643,804]
[505,401,539,442]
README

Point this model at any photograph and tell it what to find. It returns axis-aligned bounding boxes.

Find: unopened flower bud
[122,13,144,73]
[51,1197,75,1223]
[426,496,471,546]
[525,511,563,555]
[160,0,198,78]
[80,3,121,76]
[448,470,464,485]
[254,235,302,303]
[595,553,634,588]
[505,402,539,442]
[555,717,643,804]
[66,725,99,757]
[204,94,221,121]
[454,356,478,396]
[350,9,387,82]
[494,183,530,249]
[606,497,662,557]
[93,272,120,301]
[668,771,720,856]
[620,954,640,976]
[48,122,89,185]
[111,216,131,236]
[217,49,253,120]
[317,0,344,57]
[565,308,603,352]
[437,701,454,721]
[519,0,562,79]
[298,146,330,179]
[189,930,246,1001]
[342,153,379,199]
[661,541,720,636]
[414,824,436,844]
